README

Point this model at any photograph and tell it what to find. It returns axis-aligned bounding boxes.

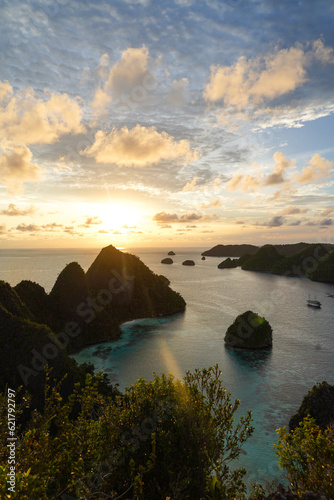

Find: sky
[0,0,334,249]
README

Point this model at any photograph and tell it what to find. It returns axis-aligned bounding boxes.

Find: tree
[0,365,253,499]
[274,416,334,497]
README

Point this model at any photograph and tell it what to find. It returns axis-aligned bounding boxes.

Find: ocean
[1,246,334,488]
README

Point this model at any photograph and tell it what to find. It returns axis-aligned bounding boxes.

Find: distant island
[209,242,334,284]
[202,242,314,257]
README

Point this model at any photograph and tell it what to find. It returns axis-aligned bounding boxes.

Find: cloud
[262,215,285,227]
[183,176,197,192]
[183,173,224,193]
[81,216,103,227]
[0,82,85,145]
[199,197,222,209]
[153,211,219,224]
[321,208,334,216]
[16,223,40,232]
[0,203,37,216]
[0,144,42,195]
[91,87,112,114]
[226,152,298,193]
[226,173,260,192]
[15,222,63,232]
[83,125,198,166]
[264,152,295,185]
[179,212,202,222]
[152,212,179,223]
[105,46,150,98]
[319,218,333,226]
[294,154,333,184]
[277,206,307,216]
[312,39,334,64]
[0,224,6,234]
[204,40,334,111]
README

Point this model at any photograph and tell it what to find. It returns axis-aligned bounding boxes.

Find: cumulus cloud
[226,173,260,192]
[204,40,334,111]
[0,203,37,216]
[153,211,218,224]
[0,83,85,145]
[105,46,151,97]
[16,223,41,232]
[199,197,222,209]
[152,211,179,223]
[83,125,198,166]
[319,218,333,226]
[264,152,295,185]
[81,216,103,227]
[0,144,42,195]
[294,154,333,184]
[262,215,285,227]
[277,206,307,216]
[226,152,297,193]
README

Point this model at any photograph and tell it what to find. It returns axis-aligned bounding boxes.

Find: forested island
[214,242,334,283]
[0,245,185,407]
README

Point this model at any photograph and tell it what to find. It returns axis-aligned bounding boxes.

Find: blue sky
[0,0,334,248]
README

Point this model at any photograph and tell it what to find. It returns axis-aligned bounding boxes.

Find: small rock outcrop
[182,260,195,266]
[161,258,173,264]
[218,257,238,269]
[201,256,205,260]
[224,310,273,349]
[168,251,175,255]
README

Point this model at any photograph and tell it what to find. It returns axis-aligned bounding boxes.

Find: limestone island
[168,251,175,255]
[0,245,186,406]
[161,257,173,264]
[182,260,195,266]
[224,310,273,349]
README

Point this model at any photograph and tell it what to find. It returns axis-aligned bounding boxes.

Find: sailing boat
[307,294,321,308]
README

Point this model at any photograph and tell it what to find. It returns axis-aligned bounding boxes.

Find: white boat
[307,295,321,308]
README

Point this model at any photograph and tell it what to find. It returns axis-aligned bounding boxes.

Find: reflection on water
[225,345,273,373]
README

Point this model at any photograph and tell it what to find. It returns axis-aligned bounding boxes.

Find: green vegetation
[224,311,273,349]
[1,367,332,499]
[0,366,254,499]
[275,417,334,497]
[202,244,259,257]
[0,244,186,408]
[216,243,334,283]
[241,245,283,272]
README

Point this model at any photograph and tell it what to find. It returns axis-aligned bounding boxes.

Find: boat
[307,295,321,308]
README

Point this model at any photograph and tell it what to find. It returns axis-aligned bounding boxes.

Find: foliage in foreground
[274,417,334,498]
[0,365,253,500]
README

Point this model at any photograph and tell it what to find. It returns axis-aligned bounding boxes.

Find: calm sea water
[1,247,334,488]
